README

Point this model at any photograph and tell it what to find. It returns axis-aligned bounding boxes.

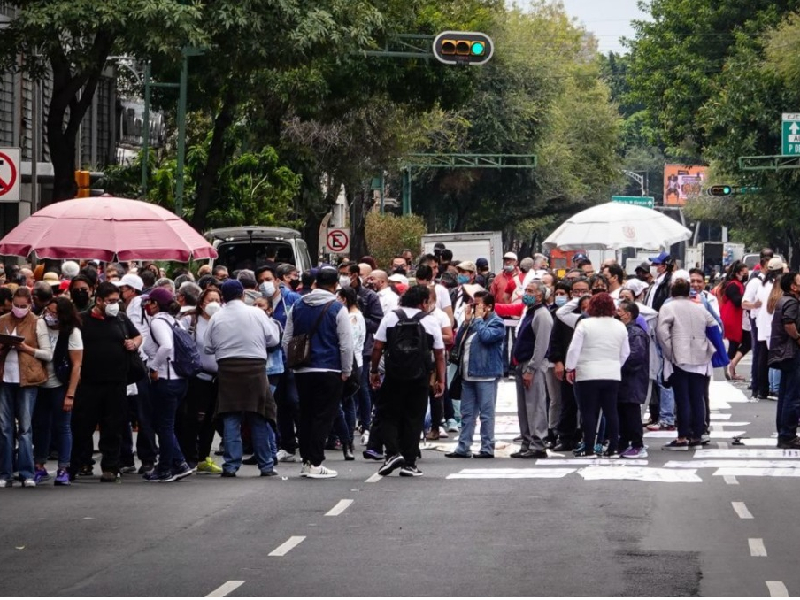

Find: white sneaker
[299,462,312,477]
[277,450,297,463]
[360,430,370,446]
[305,464,337,479]
[447,419,459,433]
[0,479,12,488]
[22,479,36,488]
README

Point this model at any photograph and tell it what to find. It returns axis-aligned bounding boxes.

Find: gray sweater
[656,297,716,367]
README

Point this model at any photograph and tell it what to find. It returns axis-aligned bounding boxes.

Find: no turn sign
[0,148,20,203]
[326,228,350,254]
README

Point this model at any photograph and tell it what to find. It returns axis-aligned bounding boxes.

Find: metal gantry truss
[357,35,436,60]
[738,155,800,171]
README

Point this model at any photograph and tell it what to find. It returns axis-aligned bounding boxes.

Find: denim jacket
[455,312,505,379]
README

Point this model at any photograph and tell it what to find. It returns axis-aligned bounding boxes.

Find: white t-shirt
[42,327,83,389]
[743,275,763,319]
[375,307,445,350]
[434,284,452,313]
[349,311,366,367]
[3,326,20,384]
[377,287,399,315]
[432,307,451,331]
[755,280,774,343]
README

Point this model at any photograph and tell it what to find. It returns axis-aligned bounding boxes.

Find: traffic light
[74,170,90,198]
[433,31,494,66]
[706,185,733,197]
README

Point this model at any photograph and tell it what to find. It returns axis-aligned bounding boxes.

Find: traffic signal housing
[74,170,90,198]
[433,31,494,66]
[706,185,733,197]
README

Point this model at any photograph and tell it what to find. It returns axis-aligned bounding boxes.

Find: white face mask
[339,276,351,289]
[104,303,120,318]
[205,301,221,316]
[260,281,276,297]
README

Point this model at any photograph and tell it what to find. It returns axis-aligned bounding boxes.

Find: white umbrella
[543,202,692,251]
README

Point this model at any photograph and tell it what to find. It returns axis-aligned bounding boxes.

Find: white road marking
[749,538,767,557]
[717,442,729,449]
[723,475,739,485]
[577,466,702,482]
[732,502,753,519]
[713,467,800,478]
[766,581,789,597]
[710,413,732,420]
[710,401,732,410]
[365,473,382,483]
[535,458,648,466]
[710,381,750,403]
[325,499,354,517]
[268,536,306,557]
[644,431,745,439]
[207,581,244,597]
[668,460,800,469]
[695,449,800,459]
[710,422,750,427]
[726,438,782,447]
[447,469,574,480]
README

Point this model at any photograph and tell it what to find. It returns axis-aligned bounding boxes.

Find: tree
[0,1,204,202]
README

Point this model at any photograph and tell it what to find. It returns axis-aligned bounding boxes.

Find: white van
[205,227,313,273]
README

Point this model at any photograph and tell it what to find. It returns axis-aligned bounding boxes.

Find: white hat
[388,273,409,286]
[61,261,80,278]
[503,252,518,261]
[113,273,143,292]
[624,279,649,297]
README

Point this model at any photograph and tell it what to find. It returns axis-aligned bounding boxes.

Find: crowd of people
[0,244,796,487]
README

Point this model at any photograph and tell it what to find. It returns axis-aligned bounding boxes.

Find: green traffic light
[471,41,485,55]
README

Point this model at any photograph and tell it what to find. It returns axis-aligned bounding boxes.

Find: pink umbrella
[0,196,217,262]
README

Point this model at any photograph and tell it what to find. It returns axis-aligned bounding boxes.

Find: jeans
[671,367,707,440]
[658,384,675,426]
[769,368,781,394]
[0,384,38,481]
[151,378,188,476]
[575,379,619,453]
[778,355,800,440]
[32,386,72,468]
[222,412,275,473]
[295,372,344,466]
[456,379,498,455]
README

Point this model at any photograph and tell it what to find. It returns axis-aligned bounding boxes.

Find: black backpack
[384,309,433,381]
[53,330,72,385]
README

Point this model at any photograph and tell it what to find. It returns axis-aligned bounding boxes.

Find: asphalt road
[1,362,798,597]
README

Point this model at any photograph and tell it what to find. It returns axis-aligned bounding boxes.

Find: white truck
[421,231,504,274]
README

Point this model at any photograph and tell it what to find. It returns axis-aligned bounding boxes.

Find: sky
[556,0,650,54]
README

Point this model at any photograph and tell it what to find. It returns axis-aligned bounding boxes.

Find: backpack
[157,316,203,378]
[384,309,433,381]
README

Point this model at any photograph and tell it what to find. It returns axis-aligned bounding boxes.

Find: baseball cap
[503,252,518,261]
[316,265,339,286]
[767,257,784,271]
[113,273,144,292]
[475,258,489,269]
[388,273,409,286]
[634,262,651,274]
[457,260,476,273]
[220,279,244,302]
[650,251,671,265]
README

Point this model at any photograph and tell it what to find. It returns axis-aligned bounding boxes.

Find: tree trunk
[349,185,370,261]
[302,212,324,265]
[191,85,237,231]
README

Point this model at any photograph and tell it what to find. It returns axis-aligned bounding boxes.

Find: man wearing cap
[491,252,519,304]
[388,273,409,297]
[474,258,492,288]
[635,262,654,286]
[283,266,354,479]
[645,252,673,311]
[205,280,281,478]
[454,261,479,328]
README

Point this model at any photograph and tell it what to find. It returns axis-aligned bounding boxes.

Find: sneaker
[362,449,384,461]
[299,462,313,477]
[572,449,596,457]
[143,471,175,482]
[305,464,338,479]
[260,469,279,477]
[360,431,370,446]
[276,450,297,463]
[444,451,472,458]
[33,467,50,484]
[220,471,236,478]
[663,439,690,451]
[594,443,604,455]
[78,465,94,477]
[438,427,449,439]
[601,450,619,458]
[399,465,423,477]
[172,462,194,481]
[100,471,120,483]
[22,479,36,488]
[447,419,459,432]
[54,469,71,486]
[119,465,136,474]
[0,479,12,488]
[138,463,155,475]
[620,447,648,459]
[197,458,223,474]
[378,454,405,476]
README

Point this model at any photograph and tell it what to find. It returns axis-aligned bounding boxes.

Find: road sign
[612,195,654,209]
[782,113,800,156]
[326,228,350,254]
[0,148,20,202]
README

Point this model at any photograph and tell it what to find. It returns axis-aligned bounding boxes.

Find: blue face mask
[457,274,470,285]
[554,295,567,307]
[522,294,537,306]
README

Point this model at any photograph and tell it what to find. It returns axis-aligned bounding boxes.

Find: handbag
[449,369,464,400]
[117,319,146,384]
[286,300,335,369]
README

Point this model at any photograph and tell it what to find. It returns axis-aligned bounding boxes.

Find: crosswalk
[433,379,800,483]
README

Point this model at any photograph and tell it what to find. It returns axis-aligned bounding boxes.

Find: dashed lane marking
[207,581,244,597]
[749,538,767,557]
[447,469,574,480]
[268,536,306,557]
[723,475,739,485]
[732,502,753,519]
[667,460,800,469]
[325,499,354,516]
[767,581,789,597]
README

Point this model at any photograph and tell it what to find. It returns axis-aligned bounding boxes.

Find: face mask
[104,303,120,318]
[554,296,567,307]
[11,306,29,319]
[288,280,300,291]
[503,265,514,274]
[44,313,59,328]
[338,276,351,289]
[72,289,90,308]
[457,274,470,285]
[204,301,221,316]
[260,281,276,297]
[522,294,537,307]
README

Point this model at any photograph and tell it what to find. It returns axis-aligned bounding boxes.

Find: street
[0,368,797,597]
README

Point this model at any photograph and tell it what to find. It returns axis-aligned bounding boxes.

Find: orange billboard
[664,164,707,206]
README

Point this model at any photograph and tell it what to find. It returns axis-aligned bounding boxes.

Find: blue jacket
[287,291,349,372]
[273,285,301,329]
[455,312,505,379]
[619,322,650,404]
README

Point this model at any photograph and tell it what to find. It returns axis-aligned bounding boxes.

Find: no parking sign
[0,148,20,203]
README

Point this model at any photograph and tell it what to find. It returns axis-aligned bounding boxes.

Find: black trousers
[70,381,127,473]
[176,377,218,464]
[757,340,770,397]
[556,379,578,443]
[575,379,620,453]
[379,376,429,465]
[295,372,344,466]
[618,403,644,450]
[366,388,384,452]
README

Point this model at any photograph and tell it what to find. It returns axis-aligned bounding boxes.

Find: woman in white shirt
[333,288,366,460]
[33,297,83,486]
[142,287,192,482]
[565,292,630,457]
[425,284,454,441]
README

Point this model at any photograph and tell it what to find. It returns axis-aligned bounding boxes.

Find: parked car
[204,227,313,273]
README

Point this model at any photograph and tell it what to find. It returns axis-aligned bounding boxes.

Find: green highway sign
[612,195,654,209]
[782,113,800,156]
